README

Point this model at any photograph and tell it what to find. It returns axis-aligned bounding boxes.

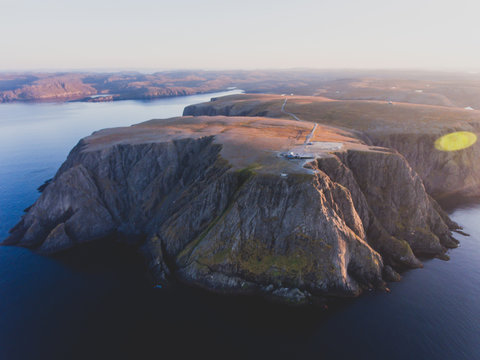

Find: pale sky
[1,0,479,71]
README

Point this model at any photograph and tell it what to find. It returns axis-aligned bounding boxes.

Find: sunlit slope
[187,94,480,132]
[318,77,480,109]
[184,94,480,197]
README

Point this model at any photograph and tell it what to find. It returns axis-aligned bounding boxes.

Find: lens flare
[434,131,477,152]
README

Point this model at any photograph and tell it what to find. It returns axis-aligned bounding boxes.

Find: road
[282,97,316,144]
[281,98,301,121]
[305,123,318,144]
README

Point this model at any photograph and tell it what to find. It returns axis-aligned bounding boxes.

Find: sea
[0,90,479,359]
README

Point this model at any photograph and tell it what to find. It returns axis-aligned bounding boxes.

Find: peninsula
[7,91,477,304]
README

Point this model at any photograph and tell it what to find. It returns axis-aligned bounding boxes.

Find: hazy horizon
[2,67,480,74]
[2,0,480,71]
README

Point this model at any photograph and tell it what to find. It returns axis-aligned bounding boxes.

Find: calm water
[0,92,479,359]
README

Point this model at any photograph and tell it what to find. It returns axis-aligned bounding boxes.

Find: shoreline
[0,88,244,105]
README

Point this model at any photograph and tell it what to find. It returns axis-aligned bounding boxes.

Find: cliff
[4,116,459,305]
[0,75,97,102]
[184,94,480,198]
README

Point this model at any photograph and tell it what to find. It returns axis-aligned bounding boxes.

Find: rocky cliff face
[365,131,480,198]
[4,116,459,305]
[316,150,458,265]
[184,95,480,199]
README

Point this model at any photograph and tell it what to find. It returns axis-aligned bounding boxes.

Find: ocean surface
[0,91,479,359]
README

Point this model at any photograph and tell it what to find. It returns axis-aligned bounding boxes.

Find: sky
[1,0,479,71]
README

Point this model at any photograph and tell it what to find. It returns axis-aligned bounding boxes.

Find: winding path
[281,98,301,121]
[282,97,317,144]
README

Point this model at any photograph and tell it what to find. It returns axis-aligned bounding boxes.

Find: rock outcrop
[365,131,480,198]
[4,116,459,305]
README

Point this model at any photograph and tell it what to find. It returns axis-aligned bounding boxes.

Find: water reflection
[0,91,479,359]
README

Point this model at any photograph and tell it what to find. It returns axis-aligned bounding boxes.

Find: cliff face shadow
[437,195,480,213]
[46,238,353,359]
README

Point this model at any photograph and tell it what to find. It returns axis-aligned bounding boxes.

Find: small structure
[280,151,314,160]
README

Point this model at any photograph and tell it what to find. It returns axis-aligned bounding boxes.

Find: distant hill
[3,69,480,106]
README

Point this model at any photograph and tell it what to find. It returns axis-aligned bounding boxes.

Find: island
[6,92,476,304]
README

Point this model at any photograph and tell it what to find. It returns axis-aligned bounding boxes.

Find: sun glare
[434,131,477,152]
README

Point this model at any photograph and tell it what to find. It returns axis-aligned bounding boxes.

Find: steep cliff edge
[4,116,458,304]
[184,94,480,198]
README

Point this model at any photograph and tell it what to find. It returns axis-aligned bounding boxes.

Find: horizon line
[1,67,479,75]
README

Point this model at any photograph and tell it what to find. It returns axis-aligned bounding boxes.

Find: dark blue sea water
[0,92,479,360]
